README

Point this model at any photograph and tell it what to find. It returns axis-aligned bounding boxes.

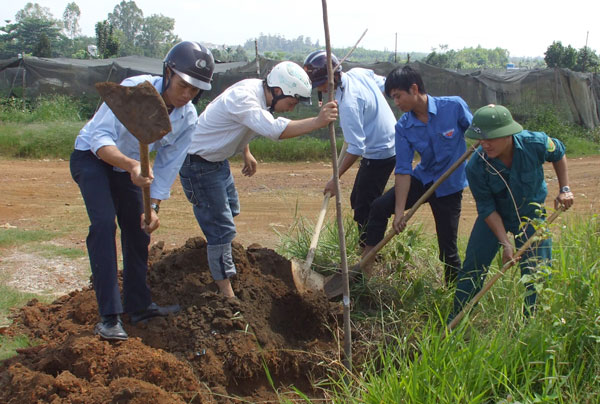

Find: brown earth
[0,239,342,403]
[0,156,598,403]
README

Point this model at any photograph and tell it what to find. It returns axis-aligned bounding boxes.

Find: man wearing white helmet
[181,61,338,298]
[70,41,215,341]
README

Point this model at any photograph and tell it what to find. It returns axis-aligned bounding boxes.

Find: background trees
[424,45,510,69]
[0,1,598,73]
[544,41,599,72]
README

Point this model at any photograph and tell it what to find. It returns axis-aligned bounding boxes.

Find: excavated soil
[0,238,343,403]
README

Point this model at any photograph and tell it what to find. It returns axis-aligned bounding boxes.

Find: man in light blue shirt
[70,41,214,341]
[304,51,396,247]
[363,66,472,284]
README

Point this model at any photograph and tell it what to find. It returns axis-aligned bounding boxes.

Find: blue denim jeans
[70,150,152,316]
[179,155,240,280]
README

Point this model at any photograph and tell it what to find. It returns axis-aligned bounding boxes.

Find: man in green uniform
[451,104,574,320]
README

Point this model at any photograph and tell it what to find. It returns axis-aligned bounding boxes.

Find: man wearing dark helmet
[303,50,396,253]
[70,41,215,341]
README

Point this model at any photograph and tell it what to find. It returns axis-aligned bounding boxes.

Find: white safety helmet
[265,61,312,112]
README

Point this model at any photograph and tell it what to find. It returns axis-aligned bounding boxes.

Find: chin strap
[268,87,289,114]
[161,64,172,94]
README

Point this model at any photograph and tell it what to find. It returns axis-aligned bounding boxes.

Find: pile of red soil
[0,238,343,403]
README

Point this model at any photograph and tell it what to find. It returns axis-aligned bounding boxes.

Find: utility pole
[394,32,397,63]
[254,39,260,77]
[581,31,589,72]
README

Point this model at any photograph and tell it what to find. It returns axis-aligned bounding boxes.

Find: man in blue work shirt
[70,41,215,341]
[451,104,574,319]
[363,65,472,284]
[303,51,396,248]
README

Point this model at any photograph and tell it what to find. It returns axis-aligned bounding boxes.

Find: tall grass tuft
[280,213,600,402]
[0,95,86,123]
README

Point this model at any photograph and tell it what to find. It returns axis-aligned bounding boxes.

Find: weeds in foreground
[279,213,600,402]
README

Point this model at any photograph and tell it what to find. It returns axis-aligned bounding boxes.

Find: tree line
[0,1,186,60]
[0,1,598,73]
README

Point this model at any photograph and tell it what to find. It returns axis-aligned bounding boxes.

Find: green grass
[278,213,600,402]
[29,243,87,259]
[0,95,91,123]
[0,335,34,361]
[245,136,345,162]
[0,228,57,248]
[0,280,45,359]
[0,122,82,159]
[0,96,599,160]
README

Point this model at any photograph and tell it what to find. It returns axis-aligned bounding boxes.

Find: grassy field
[0,95,599,160]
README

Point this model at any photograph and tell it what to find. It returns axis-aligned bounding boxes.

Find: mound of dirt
[0,238,343,403]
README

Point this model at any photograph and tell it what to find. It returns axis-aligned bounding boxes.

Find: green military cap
[465,104,523,140]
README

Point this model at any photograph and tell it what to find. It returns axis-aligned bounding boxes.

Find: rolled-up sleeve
[394,125,414,175]
[543,136,565,163]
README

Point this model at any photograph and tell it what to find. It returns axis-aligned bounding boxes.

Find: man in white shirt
[181,61,338,298]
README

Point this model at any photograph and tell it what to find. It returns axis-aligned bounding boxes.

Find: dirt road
[1,156,598,250]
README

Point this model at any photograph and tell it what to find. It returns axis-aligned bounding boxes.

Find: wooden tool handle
[304,142,348,267]
[359,143,479,270]
[139,143,152,226]
[447,207,564,332]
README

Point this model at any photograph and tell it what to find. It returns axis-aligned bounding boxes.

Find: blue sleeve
[150,109,196,200]
[544,135,565,163]
[394,122,414,175]
[456,97,473,132]
[374,74,386,94]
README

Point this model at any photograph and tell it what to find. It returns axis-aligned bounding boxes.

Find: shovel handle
[139,143,152,226]
[447,207,564,332]
[305,142,349,265]
[359,142,479,270]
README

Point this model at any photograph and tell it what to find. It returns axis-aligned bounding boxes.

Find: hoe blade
[95,81,172,144]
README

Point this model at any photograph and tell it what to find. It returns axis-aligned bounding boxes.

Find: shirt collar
[404,94,435,128]
[334,72,347,103]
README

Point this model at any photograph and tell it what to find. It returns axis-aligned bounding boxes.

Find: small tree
[95,20,119,58]
[63,2,81,40]
[33,32,52,57]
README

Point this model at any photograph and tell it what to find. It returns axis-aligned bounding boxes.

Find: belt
[188,154,210,163]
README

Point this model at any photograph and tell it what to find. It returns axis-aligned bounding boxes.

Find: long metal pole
[321,0,352,371]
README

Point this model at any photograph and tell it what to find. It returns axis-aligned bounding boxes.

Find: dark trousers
[70,150,151,316]
[350,156,396,247]
[366,176,463,284]
[451,216,552,320]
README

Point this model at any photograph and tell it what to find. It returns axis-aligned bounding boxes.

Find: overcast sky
[2,0,598,57]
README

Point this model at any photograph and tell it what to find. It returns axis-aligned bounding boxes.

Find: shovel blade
[323,264,362,299]
[95,81,172,144]
[291,259,325,294]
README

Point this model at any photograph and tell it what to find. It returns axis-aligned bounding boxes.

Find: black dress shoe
[129,302,181,324]
[95,315,128,341]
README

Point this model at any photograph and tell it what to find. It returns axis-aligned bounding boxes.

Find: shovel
[291,142,348,293]
[324,142,479,299]
[95,81,172,225]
